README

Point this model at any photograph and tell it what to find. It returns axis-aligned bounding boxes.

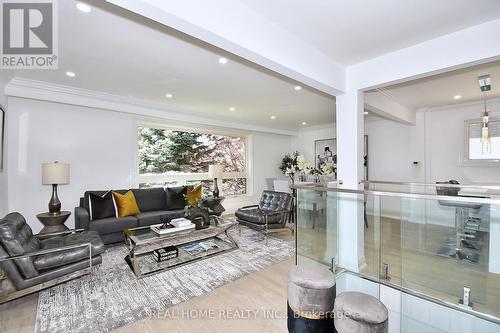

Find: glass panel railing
[296,185,337,267]
[293,183,500,331]
[400,195,497,317]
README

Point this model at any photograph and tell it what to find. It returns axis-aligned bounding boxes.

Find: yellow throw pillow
[186,185,202,206]
[112,190,140,218]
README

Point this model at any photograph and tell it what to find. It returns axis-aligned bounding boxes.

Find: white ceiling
[240,0,500,65]
[1,0,335,131]
[371,60,500,111]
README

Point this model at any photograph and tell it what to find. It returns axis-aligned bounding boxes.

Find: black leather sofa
[75,187,187,245]
[235,190,293,244]
[0,212,104,303]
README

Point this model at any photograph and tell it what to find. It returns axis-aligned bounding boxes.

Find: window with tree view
[137,127,247,196]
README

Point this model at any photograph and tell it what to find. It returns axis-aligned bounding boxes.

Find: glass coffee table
[123,219,238,278]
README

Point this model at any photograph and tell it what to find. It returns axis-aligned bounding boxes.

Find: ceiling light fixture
[229,107,235,111]
[453,95,462,100]
[65,71,76,77]
[165,93,173,98]
[218,57,228,64]
[294,85,302,91]
[270,115,276,119]
[363,111,369,115]
[76,2,92,13]
[301,122,307,126]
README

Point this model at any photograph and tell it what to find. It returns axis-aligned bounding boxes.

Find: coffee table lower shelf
[125,229,238,278]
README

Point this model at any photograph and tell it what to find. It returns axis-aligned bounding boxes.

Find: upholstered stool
[334,291,388,333]
[287,263,336,333]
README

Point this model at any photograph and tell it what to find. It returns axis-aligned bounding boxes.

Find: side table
[204,196,226,216]
[36,211,71,234]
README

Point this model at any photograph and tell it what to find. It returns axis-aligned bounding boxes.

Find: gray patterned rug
[35,226,294,333]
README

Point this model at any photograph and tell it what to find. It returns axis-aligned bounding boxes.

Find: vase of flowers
[296,154,310,182]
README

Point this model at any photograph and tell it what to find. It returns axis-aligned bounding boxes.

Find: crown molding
[5,78,298,136]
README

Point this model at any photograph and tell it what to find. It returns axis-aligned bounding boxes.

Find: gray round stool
[334,291,388,333]
[287,263,336,333]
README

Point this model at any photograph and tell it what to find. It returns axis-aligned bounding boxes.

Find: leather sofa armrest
[239,205,259,210]
[35,229,85,240]
[75,206,90,230]
[262,209,291,216]
[0,242,94,262]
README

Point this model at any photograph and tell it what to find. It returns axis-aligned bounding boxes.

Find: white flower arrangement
[296,154,310,174]
[322,162,335,177]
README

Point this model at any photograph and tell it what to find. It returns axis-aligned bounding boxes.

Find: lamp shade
[208,164,224,179]
[42,162,70,185]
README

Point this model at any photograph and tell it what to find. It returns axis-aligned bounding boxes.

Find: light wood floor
[0,229,294,333]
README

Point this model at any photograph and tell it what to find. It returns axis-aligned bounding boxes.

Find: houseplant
[279,151,300,184]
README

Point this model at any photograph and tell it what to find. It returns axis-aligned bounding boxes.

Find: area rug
[34,226,294,333]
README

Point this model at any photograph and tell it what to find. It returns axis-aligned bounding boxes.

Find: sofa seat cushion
[34,231,104,271]
[132,188,166,212]
[88,216,139,235]
[235,208,282,225]
[137,210,185,227]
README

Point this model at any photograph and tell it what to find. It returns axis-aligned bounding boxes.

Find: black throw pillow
[165,186,187,210]
[88,191,116,220]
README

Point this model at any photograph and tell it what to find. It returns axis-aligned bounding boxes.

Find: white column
[336,88,365,272]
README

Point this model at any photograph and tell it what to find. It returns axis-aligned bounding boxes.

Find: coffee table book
[150,223,195,236]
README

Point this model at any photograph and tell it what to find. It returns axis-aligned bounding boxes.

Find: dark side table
[36,211,71,234]
[204,197,226,216]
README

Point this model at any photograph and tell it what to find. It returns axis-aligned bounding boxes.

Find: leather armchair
[0,212,104,303]
[235,190,293,244]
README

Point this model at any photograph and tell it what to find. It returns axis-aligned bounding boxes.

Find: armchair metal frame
[0,229,94,304]
[237,204,293,245]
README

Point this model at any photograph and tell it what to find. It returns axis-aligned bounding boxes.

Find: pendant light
[481,94,491,154]
[478,75,492,155]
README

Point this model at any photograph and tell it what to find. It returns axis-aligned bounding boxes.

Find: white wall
[366,99,500,185]
[291,124,336,165]
[0,76,9,217]
[365,99,500,225]
[6,97,292,232]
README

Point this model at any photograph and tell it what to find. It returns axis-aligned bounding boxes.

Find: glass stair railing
[293,181,500,333]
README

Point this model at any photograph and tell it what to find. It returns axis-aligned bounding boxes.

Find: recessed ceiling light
[453,95,462,100]
[229,107,235,111]
[301,122,307,126]
[218,57,228,64]
[270,115,276,119]
[363,111,369,115]
[165,93,173,98]
[294,85,302,91]
[65,71,76,77]
[76,2,92,13]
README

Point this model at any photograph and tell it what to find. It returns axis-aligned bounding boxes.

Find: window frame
[134,121,253,198]
[462,117,500,166]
